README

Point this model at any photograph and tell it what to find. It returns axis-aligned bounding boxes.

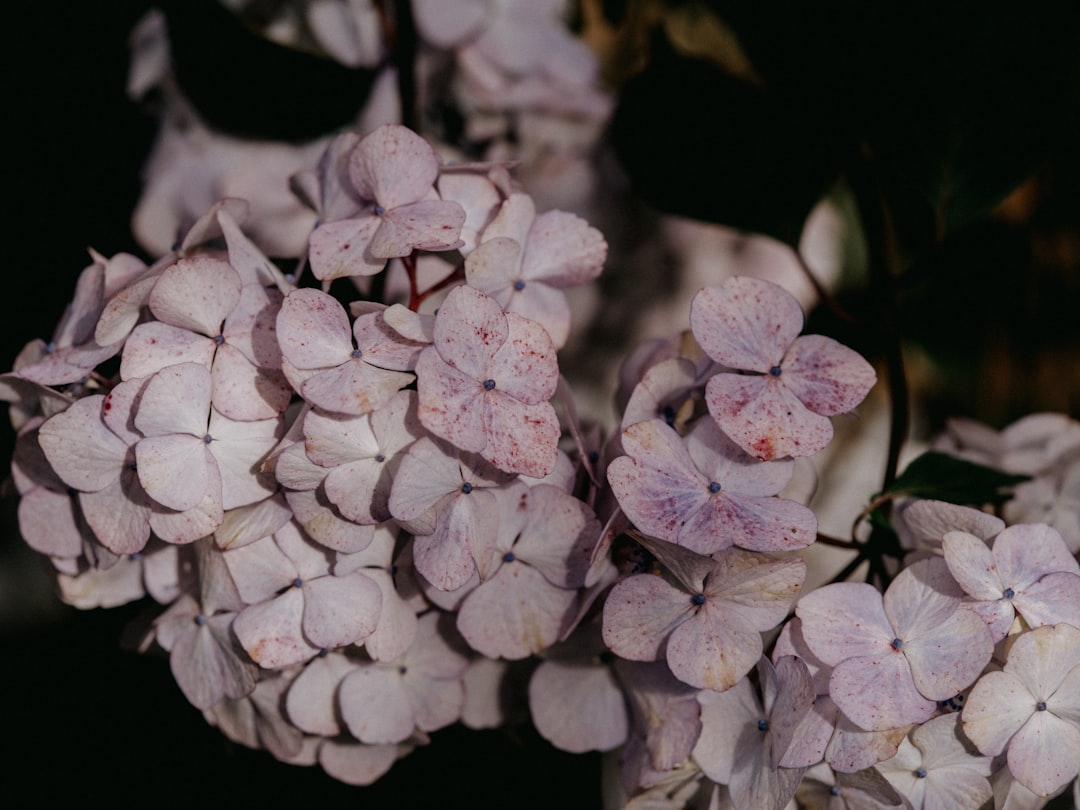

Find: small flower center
[203,433,213,444]
[375,454,386,462]
[213,334,225,345]
[914,768,927,779]
[1036,701,1047,711]
[769,365,782,377]
[483,378,496,391]
[45,341,57,354]
[708,481,722,494]
[1003,587,1015,599]
[513,279,526,291]
[461,482,474,494]
[194,614,207,626]
[829,786,841,797]
[691,593,707,606]
[398,665,407,675]
[374,205,386,216]
[757,719,769,732]
[588,450,599,463]
[317,648,329,658]
[502,551,516,563]
[292,578,303,588]
[891,638,903,650]
[351,348,363,359]
[388,564,398,576]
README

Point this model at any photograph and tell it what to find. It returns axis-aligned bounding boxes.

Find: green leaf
[877,451,1030,507]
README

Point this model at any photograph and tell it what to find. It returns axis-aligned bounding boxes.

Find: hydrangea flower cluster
[4,123,1079,809]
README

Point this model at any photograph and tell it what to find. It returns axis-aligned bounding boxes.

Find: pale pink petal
[148,256,241,336]
[415,348,487,451]
[134,362,212,437]
[136,434,212,511]
[284,489,375,553]
[80,478,152,555]
[363,569,419,662]
[521,209,607,288]
[691,278,803,372]
[369,200,466,257]
[276,288,353,370]
[171,614,257,709]
[706,372,833,460]
[339,666,414,744]
[412,488,498,591]
[148,463,225,544]
[457,561,577,659]
[233,588,317,668]
[481,395,559,478]
[465,236,521,304]
[211,344,292,420]
[121,321,216,380]
[1015,572,1080,630]
[286,652,354,735]
[830,652,936,731]
[308,215,386,280]
[781,334,877,416]
[348,124,440,209]
[707,549,805,631]
[504,277,572,349]
[387,437,462,521]
[602,574,693,661]
[1007,712,1080,797]
[486,312,559,403]
[963,670,1034,756]
[318,740,399,787]
[796,583,894,665]
[300,360,413,416]
[38,396,125,491]
[685,416,795,496]
[432,284,508,376]
[411,0,486,48]
[529,658,628,753]
[942,531,1004,600]
[666,604,762,690]
[301,571,382,649]
[993,523,1080,585]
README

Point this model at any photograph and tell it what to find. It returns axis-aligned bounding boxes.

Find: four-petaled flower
[690,276,877,460]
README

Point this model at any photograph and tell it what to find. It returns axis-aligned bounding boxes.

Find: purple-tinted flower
[942,523,1080,641]
[963,623,1080,797]
[415,284,560,478]
[608,416,817,555]
[690,276,876,460]
[796,558,993,732]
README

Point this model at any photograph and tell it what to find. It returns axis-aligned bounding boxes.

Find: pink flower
[942,523,1080,642]
[308,124,466,280]
[690,276,877,460]
[796,558,994,732]
[465,192,606,348]
[277,288,417,416]
[415,284,560,478]
[602,538,805,691]
[607,416,817,555]
[963,623,1080,797]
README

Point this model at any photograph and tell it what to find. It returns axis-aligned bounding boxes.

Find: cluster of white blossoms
[3,121,1078,809]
